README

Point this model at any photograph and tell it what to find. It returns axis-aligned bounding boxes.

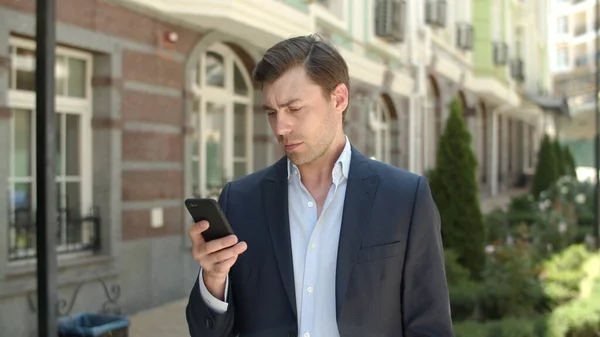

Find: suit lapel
[261,157,297,319]
[335,148,380,319]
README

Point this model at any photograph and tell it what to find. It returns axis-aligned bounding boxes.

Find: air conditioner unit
[493,42,508,66]
[456,23,473,50]
[374,0,406,43]
[425,0,447,27]
[510,59,524,81]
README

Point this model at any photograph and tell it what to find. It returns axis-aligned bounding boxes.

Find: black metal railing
[8,206,101,261]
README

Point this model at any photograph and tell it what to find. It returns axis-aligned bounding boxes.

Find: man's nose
[274,112,293,136]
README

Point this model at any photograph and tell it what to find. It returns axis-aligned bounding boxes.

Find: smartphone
[185,198,235,242]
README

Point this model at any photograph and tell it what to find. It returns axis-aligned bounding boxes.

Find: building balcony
[574,24,587,37]
[117,0,314,49]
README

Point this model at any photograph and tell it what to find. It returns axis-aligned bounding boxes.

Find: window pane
[56,181,66,244]
[55,56,67,96]
[66,114,80,175]
[234,103,246,157]
[68,58,86,98]
[191,159,200,197]
[12,182,32,211]
[234,161,246,180]
[381,129,388,163]
[67,181,81,214]
[233,62,248,96]
[205,51,225,87]
[55,114,62,175]
[191,100,200,196]
[66,182,81,244]
[13,109,32,177]
[11,182,34,254]
[15,47,36,91]
[205,102,226,191]
[191,106,200,158]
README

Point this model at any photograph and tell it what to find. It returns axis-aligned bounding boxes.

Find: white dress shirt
[199,136,351,337]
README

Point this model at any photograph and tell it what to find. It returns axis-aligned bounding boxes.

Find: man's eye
[289,107,302,112]
[266,110,276,116]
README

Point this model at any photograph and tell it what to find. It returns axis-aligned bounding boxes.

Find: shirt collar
[287,135,352,182]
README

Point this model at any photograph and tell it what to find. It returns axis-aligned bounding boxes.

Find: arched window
[190,43,253,198]
[368,98,391,163]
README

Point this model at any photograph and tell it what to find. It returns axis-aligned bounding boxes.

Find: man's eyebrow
[262,98,301,110]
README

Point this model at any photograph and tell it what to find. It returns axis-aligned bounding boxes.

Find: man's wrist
[202,270,228,300]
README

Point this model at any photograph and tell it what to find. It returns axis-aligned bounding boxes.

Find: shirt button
[307,286,313,293]
[307,201,314,207]
[304,333,310,337]
[310,242,316,249]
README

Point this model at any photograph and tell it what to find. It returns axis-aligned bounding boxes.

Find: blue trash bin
[57,313,130,337]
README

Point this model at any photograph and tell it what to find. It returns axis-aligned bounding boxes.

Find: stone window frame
[6,36,95,263]
[188,42,255,199]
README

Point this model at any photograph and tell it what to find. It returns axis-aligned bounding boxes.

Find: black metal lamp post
[35,0,58,336]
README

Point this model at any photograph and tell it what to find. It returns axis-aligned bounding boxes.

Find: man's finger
[213,256,238,274]
[202,234,239,255]
[203,241,248,266]
[189,221,209,240]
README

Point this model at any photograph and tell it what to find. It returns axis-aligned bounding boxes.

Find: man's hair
[252,34,350,120]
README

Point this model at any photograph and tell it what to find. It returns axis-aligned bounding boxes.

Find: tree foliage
[429,98,486,279]
[531,134,559,198]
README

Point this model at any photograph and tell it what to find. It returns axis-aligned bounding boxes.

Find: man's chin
[286,152,309,166]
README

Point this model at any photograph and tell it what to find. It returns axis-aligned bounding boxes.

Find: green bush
[546,276,600,337]
[454,320,488,337]
[553,139,566,177]
[484,210,511,243]
[541,245,592,308]
[430,98,485,280]
[507,211,542,227]
[478,244,546,319]
[531,134,560,199]
[530,210,577,260]
[509,194,538,214]
[445,249,481,321]
[563,145,577,177]
[578,213,594,228]
[454,317,548,337]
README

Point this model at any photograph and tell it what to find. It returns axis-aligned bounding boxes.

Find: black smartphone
[185,198,235,242]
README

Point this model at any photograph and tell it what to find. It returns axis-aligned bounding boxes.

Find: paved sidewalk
[129,298,189,337]
[480,187,527,214]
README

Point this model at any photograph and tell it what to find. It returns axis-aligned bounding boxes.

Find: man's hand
[189,220,248,300]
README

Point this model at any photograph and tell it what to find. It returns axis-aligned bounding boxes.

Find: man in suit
[186,34,454,337]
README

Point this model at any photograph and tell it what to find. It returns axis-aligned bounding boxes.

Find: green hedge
[453,275,600,337]
[578,213,593,227]
[546,277,600,337]
[454,317,547,337]
[541,245,590,308]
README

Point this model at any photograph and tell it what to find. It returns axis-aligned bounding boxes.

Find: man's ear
[331,83,349,114]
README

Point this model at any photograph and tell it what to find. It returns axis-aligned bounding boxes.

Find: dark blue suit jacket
[186,147,454,337]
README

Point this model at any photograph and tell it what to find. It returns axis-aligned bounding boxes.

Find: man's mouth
[283,143,302,151]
